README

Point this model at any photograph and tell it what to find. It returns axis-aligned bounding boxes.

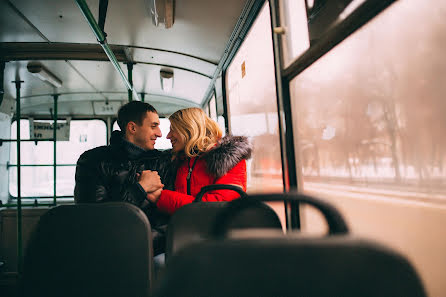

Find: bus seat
[165,184,282,260]
[0,208,50,273]
[155,193,426,297]
[22,202,154,297]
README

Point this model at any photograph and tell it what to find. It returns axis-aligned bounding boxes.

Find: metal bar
[221,69,231,134]
[2,43,217,66]
[269,0,300,229]
[140,92,145,102]
[53,95,58,206]
[12,80,24,274]
[1,138,54,142]
[127,63,133,101]
[213,87,218,118]
[1,203,57,207]
[12,162,74,168]
[0,61,4,106]
[98,0,109,34]
[75,0,140,101]
[10,196,74,199]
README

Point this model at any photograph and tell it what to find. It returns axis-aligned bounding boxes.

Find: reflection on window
[9,120,106,198]
[226,2,283,193]
[290,0,446,202]
[112,118,172,150]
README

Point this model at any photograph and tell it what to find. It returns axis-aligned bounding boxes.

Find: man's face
[132,111,162,150]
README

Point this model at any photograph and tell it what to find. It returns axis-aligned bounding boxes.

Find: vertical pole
[221,70,231,134]
[13,80,24,274]
[213,87,218,118]
[127,63,133,101]
[106,116,111,145]
[53,95,58,206]
[0,61,5,106]
[140,92,145,102]
[269,0,300,229]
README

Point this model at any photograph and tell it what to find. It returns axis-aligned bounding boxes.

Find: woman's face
[167,127,186,153]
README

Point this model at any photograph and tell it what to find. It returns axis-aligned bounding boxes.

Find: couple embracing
[74,101,251,254]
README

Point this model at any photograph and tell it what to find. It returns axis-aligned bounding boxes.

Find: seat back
[166,185,282,260]
[22,202,154,297]
[156,193,426,297]
[0,208,50,273]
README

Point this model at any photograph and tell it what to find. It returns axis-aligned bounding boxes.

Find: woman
[146,107,252,214]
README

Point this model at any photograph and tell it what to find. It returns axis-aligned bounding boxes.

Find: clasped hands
[137,170,163,203]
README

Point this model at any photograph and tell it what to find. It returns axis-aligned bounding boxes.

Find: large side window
[289,0,446,202]
[9,119,106,199]
[226,2,283,194]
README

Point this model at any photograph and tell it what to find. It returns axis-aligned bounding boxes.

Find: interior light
[160,69,174,93]
[27,62,63,88]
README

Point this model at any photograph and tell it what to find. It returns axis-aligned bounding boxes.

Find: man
[74,101,174,255]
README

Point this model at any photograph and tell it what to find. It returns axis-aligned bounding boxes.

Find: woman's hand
[147,187,163,203]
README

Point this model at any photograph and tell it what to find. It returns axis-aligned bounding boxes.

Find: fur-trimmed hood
[203,135,252,179]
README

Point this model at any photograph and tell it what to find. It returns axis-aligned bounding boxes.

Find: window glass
[279,0,310,66]
[305,0,366,43]
[217,116,226,137]
[290,0,446,202]
[209,95,217,121]
[226,2,284,194]
[112,117,172,150]
[9,119,106,197]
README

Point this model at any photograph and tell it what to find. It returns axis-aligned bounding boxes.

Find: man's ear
[127,121,137,134]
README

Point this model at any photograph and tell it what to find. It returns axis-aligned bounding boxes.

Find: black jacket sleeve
[74,149,148,207]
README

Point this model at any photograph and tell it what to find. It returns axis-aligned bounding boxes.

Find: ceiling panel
[10,0,98,43]
[0,1,47,42]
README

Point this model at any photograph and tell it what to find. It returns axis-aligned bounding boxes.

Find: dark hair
[117,101,157,131]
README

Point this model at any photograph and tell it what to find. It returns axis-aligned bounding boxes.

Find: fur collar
[204,135,252,178]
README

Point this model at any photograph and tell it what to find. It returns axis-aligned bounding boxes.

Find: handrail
[75,0,140,101]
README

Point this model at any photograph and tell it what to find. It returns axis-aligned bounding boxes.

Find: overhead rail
[75,0,140,101]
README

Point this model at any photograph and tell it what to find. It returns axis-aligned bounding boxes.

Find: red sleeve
[156,189,195,215]
[156,160,247,214]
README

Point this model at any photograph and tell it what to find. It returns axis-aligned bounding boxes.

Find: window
[9,120,106,198]
[290,0,446,202]
[279,0,310,66]
[226,2,283,194]
[209,95,217,121]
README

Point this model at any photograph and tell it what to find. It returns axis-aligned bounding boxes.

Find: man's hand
[137,170,163,193]
[147,187,162,203]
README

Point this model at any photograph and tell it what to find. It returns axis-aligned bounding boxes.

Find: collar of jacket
[110,130,158,160]
[203,135,252,179]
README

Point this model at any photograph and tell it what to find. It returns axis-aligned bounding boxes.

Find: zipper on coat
[186,157,198,195]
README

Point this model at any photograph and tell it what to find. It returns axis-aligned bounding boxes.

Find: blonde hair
[169,107,223,157]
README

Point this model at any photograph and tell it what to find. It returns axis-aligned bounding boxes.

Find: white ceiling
[0,0,248,116]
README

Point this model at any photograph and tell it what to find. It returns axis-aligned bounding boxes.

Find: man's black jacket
[74,131,175,228]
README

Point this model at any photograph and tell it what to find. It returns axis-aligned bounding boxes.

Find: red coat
[156,135,252,214]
